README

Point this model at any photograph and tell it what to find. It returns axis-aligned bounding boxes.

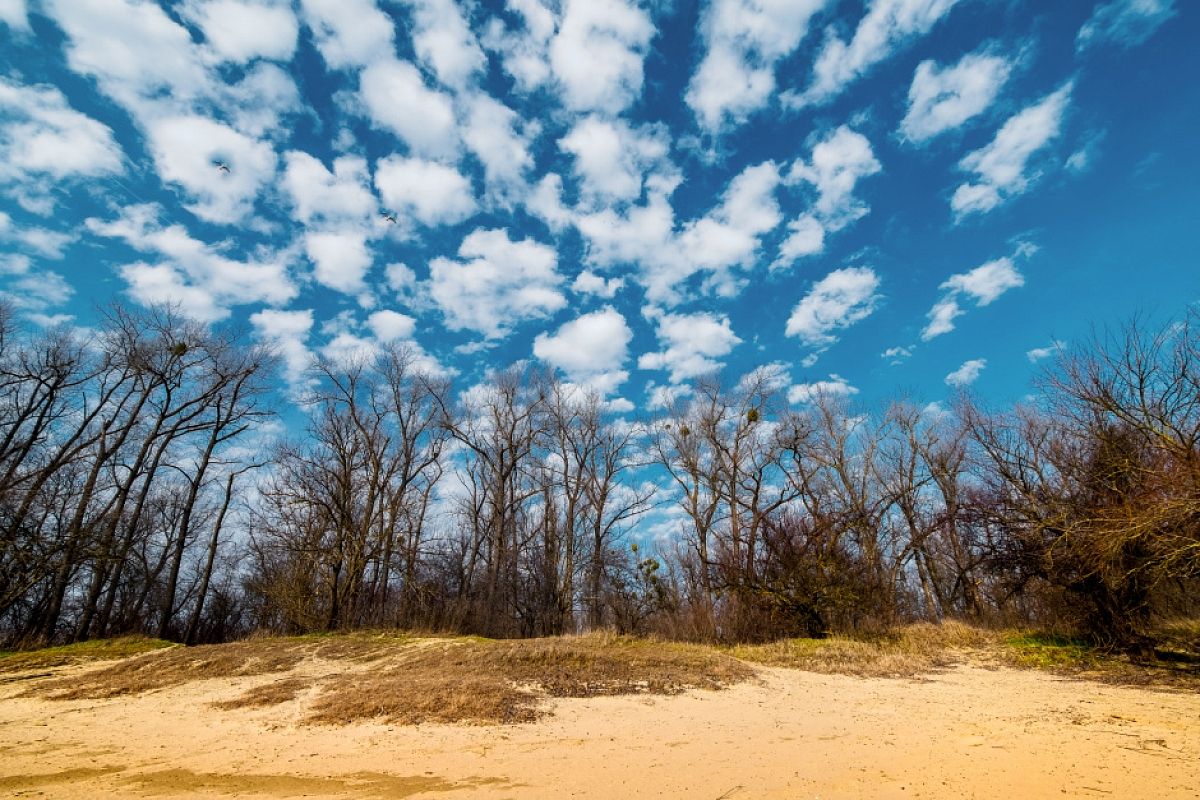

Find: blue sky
[1,0,1197,417]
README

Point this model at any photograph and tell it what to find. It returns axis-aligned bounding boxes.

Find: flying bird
[215,161,230,174]
[381,211,397,224]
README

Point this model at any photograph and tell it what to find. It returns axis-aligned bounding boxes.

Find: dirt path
[2,662,1197,798]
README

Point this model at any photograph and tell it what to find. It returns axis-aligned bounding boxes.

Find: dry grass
[0,636,172,676]
[306,633,752,725]
[24,631,412,700]
[211,676,311,710]
[730,621,996,678]
[18,622,1197,727]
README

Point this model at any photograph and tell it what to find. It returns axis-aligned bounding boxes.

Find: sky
[1,0,1197,419]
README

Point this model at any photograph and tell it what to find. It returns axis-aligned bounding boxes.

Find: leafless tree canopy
[2,303,1196,650]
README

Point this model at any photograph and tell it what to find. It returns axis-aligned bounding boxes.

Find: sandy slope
[1,661,1196,799]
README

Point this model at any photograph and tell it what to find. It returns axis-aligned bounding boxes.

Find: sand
[1,660,1197,799]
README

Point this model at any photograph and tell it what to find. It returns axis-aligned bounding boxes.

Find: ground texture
[1,636,1197,799]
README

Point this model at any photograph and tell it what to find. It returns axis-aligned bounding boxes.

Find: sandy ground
[1,660,1197,799]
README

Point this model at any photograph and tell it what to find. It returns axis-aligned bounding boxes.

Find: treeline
[1,303,1197,651]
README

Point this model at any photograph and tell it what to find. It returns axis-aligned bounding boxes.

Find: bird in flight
[381,211,397,224]
[215,161,230,174]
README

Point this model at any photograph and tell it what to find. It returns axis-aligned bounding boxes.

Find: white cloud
[375,156,477,227]
[882,345,912,363]
[146,114,277,224]
[786,266,881,349]
[675,161,782,296]
[87,204,296,320]
[559,116,674,205]
[789,373,858,404]
[299,0,394,70]
[901,50,1012,143]
[1026,341,1064,363]
[282,151,375,225]
[484,0,557,94]
[577,160,782,305]
[921,255,1025,340]
[572,270,624,299]
[359,59,459,159]
[0,218,74,259]
[303,231,372,295]
[790,0,961,107]
[183,0,299,63]
[534,306,632,392]
[945,358,986,387]
[550,0,655,114]
[461,92,535,198]
[1077,0,1175,52]
[943,257,1025,305]
[638,310,741,384]
[45,0,211,113]
[951,83,1072,219]
[922,296,962,340]
[366,309,417,342]
[251,308,314,389]
[429,228,565,339]
[0,0,29,31]
[404,0,486,89]
[0,77,124,186]
[686,0,827,132]
[776,126,881,269]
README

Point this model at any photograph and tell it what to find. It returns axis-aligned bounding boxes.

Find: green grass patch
[1002,633,1101,670]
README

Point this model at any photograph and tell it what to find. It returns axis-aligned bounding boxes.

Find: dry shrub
[306,633,752,725]
[731,622,999,678]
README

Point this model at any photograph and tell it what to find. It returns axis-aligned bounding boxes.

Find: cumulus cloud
[776,126,881,269]
[303,231,372,295]
[251,307,314,390]
[404,0,486,89]
[183,0,299,63]
[1077,0,1175,52]
[359,59,459,159]
[786,266,881,351]
[921,254,1026,340]
[0,77,124,187]
[945,358,986,387]
[577,160,782,305]
[87,204,296,321]
[429,228,565,339]
[788,373,858,404]
[0,0,29,31]
[559,116,674,205]
[549,0,655,114]
[951,83,1072,219]
[282,151,375,225]
[534,306,632,394]
[882,345,912,364]
[299,0,394,70]
[900,49,1012,143]
[375,156,477,227]
[366,309,417,342]
[686,0,827,132]
[572,270,624,299]
[638,310,742,384]
[460,92,535,198]
[145,115,277,224]
[789,0,962,107]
